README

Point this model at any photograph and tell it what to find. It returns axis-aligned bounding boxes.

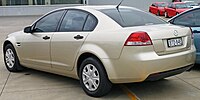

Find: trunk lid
[124,24,192,55]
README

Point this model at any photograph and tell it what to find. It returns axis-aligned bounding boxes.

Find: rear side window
[100,8,166,27]
[59,10,88,32]
[83,14,98,31]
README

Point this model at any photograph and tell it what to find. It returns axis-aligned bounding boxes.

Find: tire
[164,12,169,18]
[4,44,23,72]
[149,9,151,13]
[157,11,160,16]
[79,57,112,97]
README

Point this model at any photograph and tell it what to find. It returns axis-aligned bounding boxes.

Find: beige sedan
[3,5,195,97]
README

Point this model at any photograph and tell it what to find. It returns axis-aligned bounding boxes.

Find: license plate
[167,38,183,47]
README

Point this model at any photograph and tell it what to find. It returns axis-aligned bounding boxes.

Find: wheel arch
[76,52,109,79]
[3,40,14,53]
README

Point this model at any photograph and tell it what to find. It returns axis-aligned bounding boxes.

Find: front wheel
[157,11,160,16]
[4,44,23,72]
[79,57,112,97]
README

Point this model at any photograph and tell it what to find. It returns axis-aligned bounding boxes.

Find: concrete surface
[0,16,200,100]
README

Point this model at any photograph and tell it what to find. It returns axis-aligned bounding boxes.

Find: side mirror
[24,26,32,33]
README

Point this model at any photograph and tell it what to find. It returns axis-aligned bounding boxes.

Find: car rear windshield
[99,8,166,27]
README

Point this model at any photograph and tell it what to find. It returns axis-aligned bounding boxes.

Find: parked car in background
[3,5,196,97]
[149,2,167,16]
[165,2,190,18]
[183,1,199,8]
[168,8,200,64]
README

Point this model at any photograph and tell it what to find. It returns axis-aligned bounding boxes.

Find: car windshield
[158,3,167,7]
[175,3,189,8]
[99,8,166,27]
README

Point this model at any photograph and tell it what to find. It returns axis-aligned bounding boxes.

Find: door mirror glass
[24,26,32,33]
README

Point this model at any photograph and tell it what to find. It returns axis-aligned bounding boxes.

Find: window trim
[57,9,98,32]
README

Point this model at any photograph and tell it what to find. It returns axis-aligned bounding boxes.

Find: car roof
[173,2,186,4]
[183,1,194,3]
[154,2,167,4]
[54,5,140,11]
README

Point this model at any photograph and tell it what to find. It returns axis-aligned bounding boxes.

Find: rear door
[51,9,98,71]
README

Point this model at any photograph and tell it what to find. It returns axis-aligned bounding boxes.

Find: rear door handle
[74,35,84,40]
[43,36,50,40]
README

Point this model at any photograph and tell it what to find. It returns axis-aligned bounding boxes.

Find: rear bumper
[145,64,193,81]
[102,46,196,83]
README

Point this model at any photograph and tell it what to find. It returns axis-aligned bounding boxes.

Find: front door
[20,10,65,69]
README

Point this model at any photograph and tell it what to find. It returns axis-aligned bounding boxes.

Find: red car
[149,2,167,16]
[164,2,190,18]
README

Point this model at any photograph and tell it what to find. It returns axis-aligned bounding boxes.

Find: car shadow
[11,68,128,99]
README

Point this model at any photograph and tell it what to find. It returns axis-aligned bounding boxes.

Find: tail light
[189,27,194,39]
[124,31,152,46]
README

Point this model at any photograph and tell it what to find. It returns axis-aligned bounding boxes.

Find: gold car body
[4,6,196,83]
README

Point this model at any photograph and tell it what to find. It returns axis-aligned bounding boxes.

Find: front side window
[33,10,65,32]
[59,10,88,32]
[173,9,200,27]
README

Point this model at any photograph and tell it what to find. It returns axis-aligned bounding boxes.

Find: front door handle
[43,36,50,40]
[74,35,84,40]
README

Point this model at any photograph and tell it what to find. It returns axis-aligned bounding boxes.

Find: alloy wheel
[5,48,15,69]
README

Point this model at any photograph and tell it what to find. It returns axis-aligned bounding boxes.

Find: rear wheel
[4,44,23,72]
[164,12,169,18]
[79,57,112,97]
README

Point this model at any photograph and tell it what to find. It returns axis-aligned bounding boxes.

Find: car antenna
[116,0,124,10]
[116,0,125,23]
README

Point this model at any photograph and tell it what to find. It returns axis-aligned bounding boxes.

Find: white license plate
[167,38,183,47]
